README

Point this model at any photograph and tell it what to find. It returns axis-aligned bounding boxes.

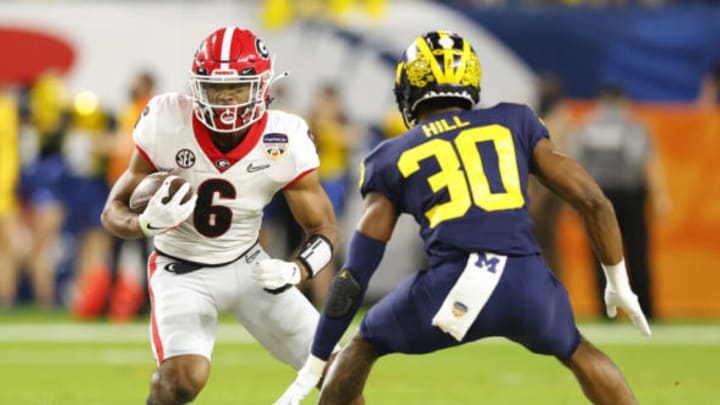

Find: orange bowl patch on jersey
[263,133,288,159]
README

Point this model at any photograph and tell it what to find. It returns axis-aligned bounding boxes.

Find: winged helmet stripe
[415,36,446,83]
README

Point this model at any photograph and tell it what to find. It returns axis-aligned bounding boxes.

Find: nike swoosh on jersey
[146,224,167,230]
[245,249,261,263]
[247,163,271,173]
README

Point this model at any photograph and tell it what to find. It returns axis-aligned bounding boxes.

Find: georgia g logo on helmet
[394,31,482,128]
[189,27,275,133]
[255,38,270,59]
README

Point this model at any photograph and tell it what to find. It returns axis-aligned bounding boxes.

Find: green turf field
[0,322,718,404]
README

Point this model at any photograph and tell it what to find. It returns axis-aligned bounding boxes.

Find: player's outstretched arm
[252,170,339,293]
[312,192,399,355]
[273,191,398,405]
[100,150,155,239]
[531,138,651,336]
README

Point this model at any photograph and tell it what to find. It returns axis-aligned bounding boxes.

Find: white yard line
[579,323,720,345]
[0,323,253,343]
[0,323,717,345]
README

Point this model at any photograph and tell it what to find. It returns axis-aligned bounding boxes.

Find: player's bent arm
[100,150,155,240]
[310,192,399,361]
[530,138,623,265]
[283,170,339,281]
[354,191,400,242]
[532,138,652,336]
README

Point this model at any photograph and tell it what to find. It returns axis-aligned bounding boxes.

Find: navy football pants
[360,254,580,359]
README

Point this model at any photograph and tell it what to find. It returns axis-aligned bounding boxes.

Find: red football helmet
[190,27,274,133]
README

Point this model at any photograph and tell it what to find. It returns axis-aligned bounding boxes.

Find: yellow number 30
[397,124,524,228]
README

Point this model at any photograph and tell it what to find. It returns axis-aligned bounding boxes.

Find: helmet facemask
[190,69,272,133]
[189,27,275,133]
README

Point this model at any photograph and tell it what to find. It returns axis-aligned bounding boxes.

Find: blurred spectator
[529,74,572,276]
[309,85,360,217]
[698,64,720,106]
[305,84,360,306]
[107,71,155,184]
[366,108,406,151]
[17,72,71,309]
[571,84,671,320]
[16,73,118,312]
[74,70,155,320]
[106,70,155,320]
[0,86,20,310]
[63,92,116,318]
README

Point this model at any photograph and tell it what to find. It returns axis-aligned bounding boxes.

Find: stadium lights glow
[74,91,99,115]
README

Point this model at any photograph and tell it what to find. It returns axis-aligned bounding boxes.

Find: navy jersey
[360,103,548,261]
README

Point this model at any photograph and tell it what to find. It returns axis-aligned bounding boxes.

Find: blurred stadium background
[0,0,719,404]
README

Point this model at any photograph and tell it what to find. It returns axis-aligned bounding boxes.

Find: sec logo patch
[263,133,289,159]
[175,149,195,168]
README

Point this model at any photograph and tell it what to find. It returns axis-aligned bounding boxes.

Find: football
[128,172,194,214]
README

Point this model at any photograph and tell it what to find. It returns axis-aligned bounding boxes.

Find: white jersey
[133,93,319,264]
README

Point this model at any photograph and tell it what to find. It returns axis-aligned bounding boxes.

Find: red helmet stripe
[220,26,237,70]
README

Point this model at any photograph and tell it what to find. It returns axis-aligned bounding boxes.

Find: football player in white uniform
[101,27,350,405]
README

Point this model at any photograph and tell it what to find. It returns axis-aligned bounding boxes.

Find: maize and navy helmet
[394,31,482,127]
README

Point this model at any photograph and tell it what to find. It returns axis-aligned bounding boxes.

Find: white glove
[273,355,326,405]
[602,260,652,337]
[252,258,302,294]
[138,176,197,237]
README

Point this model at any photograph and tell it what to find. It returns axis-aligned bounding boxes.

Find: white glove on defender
[273,355,326,405]
[602,260,652,337]
[138,176,197,237]
[252,259,302,293]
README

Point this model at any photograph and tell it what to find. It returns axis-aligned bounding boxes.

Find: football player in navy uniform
[275,31,651,405]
